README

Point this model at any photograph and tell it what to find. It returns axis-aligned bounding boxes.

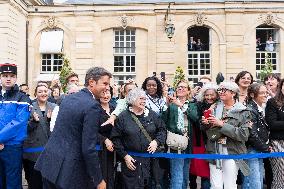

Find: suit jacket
[35,88,103,189]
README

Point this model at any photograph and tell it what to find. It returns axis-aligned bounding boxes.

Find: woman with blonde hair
[162,80,199,189]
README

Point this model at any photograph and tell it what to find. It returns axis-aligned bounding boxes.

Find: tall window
[113,29,136,85]
[256,25,279,78]
[187,26,211,84]
[41,54,63,73]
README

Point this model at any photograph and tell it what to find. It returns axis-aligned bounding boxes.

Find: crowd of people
[256,36,278,52]
[0,63,284,189]
[188,37,205,51]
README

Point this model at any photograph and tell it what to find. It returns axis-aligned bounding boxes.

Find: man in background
[66,72,79,86]
[19,83,30,95]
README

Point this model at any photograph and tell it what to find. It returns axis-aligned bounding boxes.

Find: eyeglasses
[217,88,229,93]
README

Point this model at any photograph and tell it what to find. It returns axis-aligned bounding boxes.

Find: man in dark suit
[35,67,112,189]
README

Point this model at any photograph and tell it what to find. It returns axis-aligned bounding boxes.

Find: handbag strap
[130,113,152,143]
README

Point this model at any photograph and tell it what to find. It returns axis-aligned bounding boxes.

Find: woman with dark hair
[23,85,57,189]
[235,71,253,104]
[264,73,281,98]
[98,88,116,189]
[48,86,61,104]
[142,76,165,115]
[265,79,284,189]
[243,83,271,189]
[142,76,168,189]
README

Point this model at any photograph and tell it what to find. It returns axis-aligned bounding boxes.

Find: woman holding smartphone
[189,83,219,189]
[201,81,251,189]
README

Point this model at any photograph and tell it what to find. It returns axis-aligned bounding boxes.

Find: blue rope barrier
[23,147,44,153]
[127,151,284,159]
[23,145,284,160]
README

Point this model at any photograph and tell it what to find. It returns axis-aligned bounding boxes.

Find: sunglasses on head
[217,88,230,93]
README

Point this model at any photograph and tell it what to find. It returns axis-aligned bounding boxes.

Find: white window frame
[113,29,136,84]
[256,52,279,75]
[41,53,63,73]
[187,51,211,84]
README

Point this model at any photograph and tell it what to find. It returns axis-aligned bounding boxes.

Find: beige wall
[0,1,27,84]
[2,1,284,89]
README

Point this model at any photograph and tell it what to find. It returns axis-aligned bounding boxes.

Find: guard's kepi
[0,63,17,75]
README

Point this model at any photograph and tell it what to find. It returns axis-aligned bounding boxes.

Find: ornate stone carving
[259,12,275,25]
[46,16,57,29]
[41,16,59,29]
[194,12,207,26]
[118,14,134,29]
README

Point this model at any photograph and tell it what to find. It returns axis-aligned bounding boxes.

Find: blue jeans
[0,144,23,189]
[170,158,190,189]
[242,149,264,189]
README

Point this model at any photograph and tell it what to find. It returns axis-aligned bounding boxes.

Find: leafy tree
[59,54,73,93]
[259,53,273,82]
[172,66,186,89]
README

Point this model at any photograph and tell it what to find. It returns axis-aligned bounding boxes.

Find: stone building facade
[0,0,284,88]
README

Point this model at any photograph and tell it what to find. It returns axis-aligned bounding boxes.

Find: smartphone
[160,72,165,81]
[168,88,175,96]
[203,109,212,119]
[196,81,203,88]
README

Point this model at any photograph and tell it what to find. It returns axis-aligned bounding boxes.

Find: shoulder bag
[166,130,188,152]
[130,113,164,152]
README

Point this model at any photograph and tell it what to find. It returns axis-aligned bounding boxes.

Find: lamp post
[164,3,175,40]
